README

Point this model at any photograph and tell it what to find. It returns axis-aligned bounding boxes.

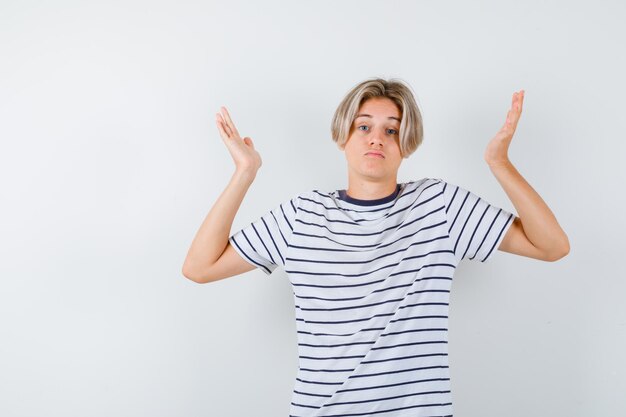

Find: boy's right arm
[183,106,263,283]
[182,169,257,283]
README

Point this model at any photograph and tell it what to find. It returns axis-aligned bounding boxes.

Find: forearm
[182,169,256,277]
[488,160,569,257]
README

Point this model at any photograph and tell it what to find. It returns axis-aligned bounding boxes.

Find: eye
[357,125,398,135]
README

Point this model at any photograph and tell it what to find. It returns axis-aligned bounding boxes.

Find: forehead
[355,97,401,122]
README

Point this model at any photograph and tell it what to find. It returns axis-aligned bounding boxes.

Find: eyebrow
[355,113,401,122]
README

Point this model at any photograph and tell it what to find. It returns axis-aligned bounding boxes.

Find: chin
[359,168,388,178]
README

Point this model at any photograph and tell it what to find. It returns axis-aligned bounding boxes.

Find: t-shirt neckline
[337,183,402,206]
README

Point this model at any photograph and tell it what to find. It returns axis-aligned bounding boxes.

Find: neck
[345,178,399,200]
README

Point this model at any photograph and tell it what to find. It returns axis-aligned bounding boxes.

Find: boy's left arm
[484,90,570,262]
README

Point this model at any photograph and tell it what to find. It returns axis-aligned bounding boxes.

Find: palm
[215,106,262,173]
[484,90,524,165]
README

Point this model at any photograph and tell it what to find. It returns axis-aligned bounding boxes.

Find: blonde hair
[331,77,423,159]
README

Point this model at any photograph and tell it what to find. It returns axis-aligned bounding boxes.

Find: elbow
[545,239,570,262]
[181,263,212,284]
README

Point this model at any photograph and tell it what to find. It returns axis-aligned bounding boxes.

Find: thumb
[243,137,254,147]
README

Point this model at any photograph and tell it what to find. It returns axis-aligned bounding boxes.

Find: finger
[218,109,236,138]
[510,105,521,127]
[511,92,522,114]
[217,113,233,137]
[216,115,231,138]
[506,109,518,129]
[515,92,524,114]
[509,105,520,122]
[216,114,232,139]
[220,107,241,138]
[215,119,227,140]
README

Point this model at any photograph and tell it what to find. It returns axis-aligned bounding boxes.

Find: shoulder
[297,188,339,203]
[288,189,330,212]
[422,177,457,195]
[404,177,444,185]
[402,177,446,194]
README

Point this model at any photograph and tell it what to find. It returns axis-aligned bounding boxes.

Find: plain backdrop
[1,1,625,416]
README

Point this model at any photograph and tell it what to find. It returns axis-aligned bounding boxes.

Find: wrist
[486,158,513,170]
[233,168,257,183]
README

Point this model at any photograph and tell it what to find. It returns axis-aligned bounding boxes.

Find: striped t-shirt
[228,177,515,417]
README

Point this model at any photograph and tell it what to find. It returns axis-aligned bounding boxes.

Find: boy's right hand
[216,106,262,176]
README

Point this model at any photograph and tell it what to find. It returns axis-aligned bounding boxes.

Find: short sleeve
[228,195,301,275]
[440,179,516,263]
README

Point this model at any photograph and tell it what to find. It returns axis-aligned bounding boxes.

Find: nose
[369,127,385,148]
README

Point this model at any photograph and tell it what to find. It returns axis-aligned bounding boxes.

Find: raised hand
[484,90,524,167]
[216,106,262,176]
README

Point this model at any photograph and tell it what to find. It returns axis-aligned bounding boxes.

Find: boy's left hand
[484,89,524,167]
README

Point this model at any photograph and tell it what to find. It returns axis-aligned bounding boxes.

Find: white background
[1,1,624,416]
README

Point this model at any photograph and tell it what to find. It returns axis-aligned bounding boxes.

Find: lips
[365,151,385,159]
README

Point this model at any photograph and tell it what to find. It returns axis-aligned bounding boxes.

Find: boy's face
[339,97,403,182]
